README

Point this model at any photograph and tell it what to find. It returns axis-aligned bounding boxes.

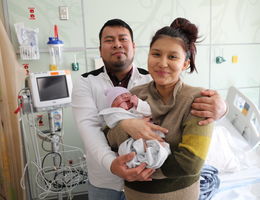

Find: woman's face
[148,36,190,88]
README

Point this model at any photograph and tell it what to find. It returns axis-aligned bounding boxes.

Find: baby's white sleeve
[136,99,152,117]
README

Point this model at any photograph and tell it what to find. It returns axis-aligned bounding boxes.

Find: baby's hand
[130,95,139,108]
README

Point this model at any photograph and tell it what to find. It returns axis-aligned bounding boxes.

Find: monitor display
[29,70,73,111]
[37,75,69,101]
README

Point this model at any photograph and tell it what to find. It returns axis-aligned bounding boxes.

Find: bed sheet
[210,119,260,200]
[212,181,260,200]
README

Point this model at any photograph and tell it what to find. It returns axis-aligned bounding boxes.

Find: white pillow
[205,126,240,173]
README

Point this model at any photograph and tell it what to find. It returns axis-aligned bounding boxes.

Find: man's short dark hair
[99,19,134,45]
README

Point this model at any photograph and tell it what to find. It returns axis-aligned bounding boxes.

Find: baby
[101,86,152,128]
[99,86,171,169]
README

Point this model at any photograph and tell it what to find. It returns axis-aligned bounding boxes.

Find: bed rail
[226,86,260,149]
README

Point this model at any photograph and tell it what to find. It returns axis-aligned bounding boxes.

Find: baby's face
[112,93,133,110]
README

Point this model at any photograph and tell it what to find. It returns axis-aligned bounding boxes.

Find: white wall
[2,0,260,103]
[0,0,4,22]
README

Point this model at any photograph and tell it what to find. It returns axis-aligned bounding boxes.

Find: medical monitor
[29,70,73,111]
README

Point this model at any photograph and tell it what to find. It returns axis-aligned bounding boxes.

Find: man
[72,19,226,200]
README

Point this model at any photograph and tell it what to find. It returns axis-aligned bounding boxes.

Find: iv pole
[48,109,62,200]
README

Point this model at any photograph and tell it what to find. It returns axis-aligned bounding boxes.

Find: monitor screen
[37,75,69,101]
[29,70,73,111]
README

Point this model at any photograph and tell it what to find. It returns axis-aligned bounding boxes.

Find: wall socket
[59,6,69,20]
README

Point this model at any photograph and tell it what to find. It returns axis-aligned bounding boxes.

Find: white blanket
[118,138,171,169]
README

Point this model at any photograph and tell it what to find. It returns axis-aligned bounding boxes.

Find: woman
[107,17,214,200]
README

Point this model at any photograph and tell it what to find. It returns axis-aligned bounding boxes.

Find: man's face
[100,26,135,72]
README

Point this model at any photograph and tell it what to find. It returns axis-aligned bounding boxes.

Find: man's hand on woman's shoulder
[191,89,227,125]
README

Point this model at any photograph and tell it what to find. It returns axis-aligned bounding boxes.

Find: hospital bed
[205,86,260,200]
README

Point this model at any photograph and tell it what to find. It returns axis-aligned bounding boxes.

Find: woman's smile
[155,70,169,76]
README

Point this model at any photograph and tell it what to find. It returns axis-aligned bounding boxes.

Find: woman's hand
[119,118,168,142]
[191,89,227,125]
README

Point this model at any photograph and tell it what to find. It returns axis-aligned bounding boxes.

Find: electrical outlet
[59,6,69,20]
